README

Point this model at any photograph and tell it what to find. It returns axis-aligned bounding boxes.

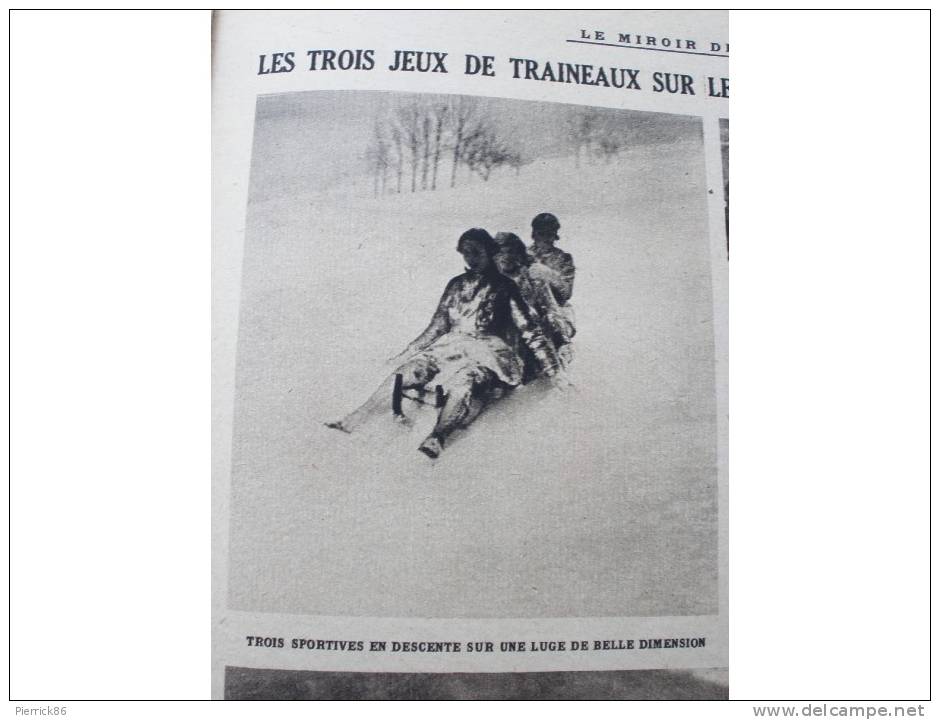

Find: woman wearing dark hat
[528,212,575,306]
[327,228,561,458]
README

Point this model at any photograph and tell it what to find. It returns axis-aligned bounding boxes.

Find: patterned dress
[406,268,559,390]
[503,265,575,381]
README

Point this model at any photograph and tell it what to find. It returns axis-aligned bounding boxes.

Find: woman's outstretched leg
[327,356,437,433]
[418,367,496,458]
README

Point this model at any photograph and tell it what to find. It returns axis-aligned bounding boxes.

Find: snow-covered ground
[228,136,718,618]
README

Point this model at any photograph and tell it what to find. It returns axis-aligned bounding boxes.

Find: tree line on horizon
[366,96,525,197]
[366,97,644,197]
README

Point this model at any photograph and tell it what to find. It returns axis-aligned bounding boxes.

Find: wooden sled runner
[392,373,445,417]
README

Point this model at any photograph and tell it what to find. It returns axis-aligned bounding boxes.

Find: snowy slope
[228,137,719,618]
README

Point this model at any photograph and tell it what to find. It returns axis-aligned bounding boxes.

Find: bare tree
[508,149,525,176]
[594,134,621,162]
[429,103,449,190]
[389,125,404,193]
[420,112,431,190]
[393,100,422,193]
[462,124,513,182]
[366,120,393,196]
[448,96,482,188]
[566,107,604,167]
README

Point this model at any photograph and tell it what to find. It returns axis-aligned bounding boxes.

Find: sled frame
[392,373,445,417]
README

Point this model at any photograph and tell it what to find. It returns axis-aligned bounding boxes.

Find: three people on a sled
[327,218,575,459]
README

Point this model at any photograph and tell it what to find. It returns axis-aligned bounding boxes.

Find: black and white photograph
[226,90,720,620]
[9,8,933,710]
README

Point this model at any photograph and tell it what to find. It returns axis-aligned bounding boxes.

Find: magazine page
[212,9,729,700]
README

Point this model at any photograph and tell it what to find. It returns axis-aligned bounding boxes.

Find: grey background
[227,90,718,618]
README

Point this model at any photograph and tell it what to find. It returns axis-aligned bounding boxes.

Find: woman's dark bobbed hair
[494,231,531,265]
[457,227,498,258]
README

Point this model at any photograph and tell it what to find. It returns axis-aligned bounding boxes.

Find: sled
[392,373,445,417]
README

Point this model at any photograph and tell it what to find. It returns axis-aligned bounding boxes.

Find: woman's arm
[388,278,455,361]
[531,257,574,306]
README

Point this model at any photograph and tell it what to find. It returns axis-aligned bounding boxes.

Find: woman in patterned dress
[493,231,575,379]
[327,228,561,458]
